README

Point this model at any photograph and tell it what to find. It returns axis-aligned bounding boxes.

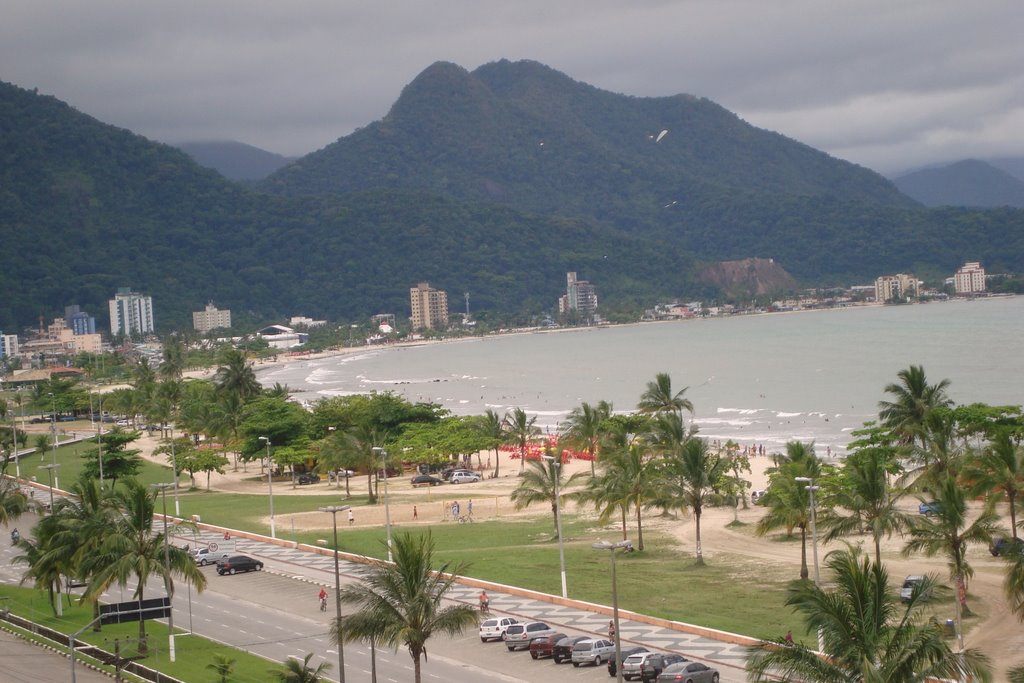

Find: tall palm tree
[822,447,910,565]
[964,429,1024,541]
[474,409,506,477]
[637,372,693,417]
[503,408,539,475]
[660,437,728,565]
[878,365,952,446]
[83,479,207,651]
[0,458,28,525]
[746,546,992,683]
[13,516,69,615]
[271,652,330,682]
[509,457,588,539]
[213,349,262,403]
[756,441,821,579]
[561,401,609,475]
[159,336,186,381]
[332,533,478,683]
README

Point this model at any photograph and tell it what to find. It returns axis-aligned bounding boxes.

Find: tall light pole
[152,483,177,662]
[593,540,631,683]
[95,393,104,489]
[259,436,276,538]
[318,504,351,683]
[371,447,393,563]
[40,463,60,513]
[542,454,568,598]
[170,437,180,517]
[8,399,20,480]
[48,392,59,489]
[795,476,820,586]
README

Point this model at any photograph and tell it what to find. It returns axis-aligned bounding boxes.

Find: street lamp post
[371,447,393,563]
[593,539,632,683]
[258,436,276,538]
[318,504,351,683]
[95,393,104,488]
[8,399,20,480]
[795,476,820,586]
[542,454,568,598]
[48,392,59,489]
[152,483,177,662]
[41,463,60,513]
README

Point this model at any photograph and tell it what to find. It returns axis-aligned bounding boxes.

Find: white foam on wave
[360,377,446,385]
[484,403,507,409]
[776,411,803,418]
[318,388,364,397]
[696,417,755,428]
[717,407,760,415]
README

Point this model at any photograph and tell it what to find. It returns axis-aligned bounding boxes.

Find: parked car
[918,500,941,516]
[411,474,443,487]
[296,472,320,485]
[529,632,568,659]
[450,471,482,484]
[571,638,617,667]
[623,652,687,681]
[479,617,518,642]
[608,646,649,677]
[990,537,1024,557]
[216,555,264,575]
[656,661,719,682]
[505,622,558,651]
[552,635,590,664]
[193,548,232,566]
[441,467,474,481]
[900,575,927,603]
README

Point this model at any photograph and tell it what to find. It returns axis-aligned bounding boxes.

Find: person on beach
[413,505,418,520]
[452,501,460,519]
[467,498,473,518]
[348,508,354,526]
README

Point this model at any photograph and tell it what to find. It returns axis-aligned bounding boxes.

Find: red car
[529,632,568,660]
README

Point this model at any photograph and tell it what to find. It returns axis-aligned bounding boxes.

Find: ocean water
[260,297,1024,455]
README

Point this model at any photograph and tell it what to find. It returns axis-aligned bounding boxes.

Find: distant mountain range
[892,159,1024,208]
[1,60,1022,333]
[175,140,295,181]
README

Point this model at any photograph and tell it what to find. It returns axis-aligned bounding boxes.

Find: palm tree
[660,438,728,565]
[746,546,992,682]
[271,652,330,682]
[821,447,910,564]
[0,458,28,525]
[878,364,952,446]
[562,401,609,475]
[332,533,478,683]
[14,517,69,616]
[902,473,1001,647]
[503,408,539,475]
[206,653,237,683]
[213,348,262,402]
[159,336,186,381]
[1004,539,1024,620]
[756,441,821,579]
[83,479,207,651]
[509,457,588,538]
[637,372,693,417]
[964,429,1024,541]
[474,409,506,477]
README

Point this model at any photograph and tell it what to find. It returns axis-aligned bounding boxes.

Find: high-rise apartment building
[0,332,19,359]
[874,273,919,302]
[193,302,232,333]
[109,287,155,337]
[559,272,598,318]
[953,262,986,294]
[65,305,96,335]
[409,282,448,330]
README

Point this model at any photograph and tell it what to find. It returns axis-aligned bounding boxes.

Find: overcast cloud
[2,0,1022,174]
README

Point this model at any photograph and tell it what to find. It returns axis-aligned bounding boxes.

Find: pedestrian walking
[452,500,460,519]
[608,620,616,639]
[467,498,473,517]
[413,505,418,520]
[348,508,354,526]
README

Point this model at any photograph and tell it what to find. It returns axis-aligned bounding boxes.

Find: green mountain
[176,140,295,181]
[893,159,1024,208]
[1,62,1023,334]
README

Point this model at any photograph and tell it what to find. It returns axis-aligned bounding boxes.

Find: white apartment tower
[560,272,598,318]
[109,287,155,336]
[954,262,986,294]
[410,282,449,330]
[874,273,919,302]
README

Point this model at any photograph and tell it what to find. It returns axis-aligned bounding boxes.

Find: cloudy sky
[3,0,1022,175]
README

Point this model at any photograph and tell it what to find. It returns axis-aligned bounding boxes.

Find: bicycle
[319,596,328,612]
[457,514,474,524]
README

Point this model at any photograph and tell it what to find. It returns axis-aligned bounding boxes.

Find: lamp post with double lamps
[258,436,276,538]
[794,476,820,586]
[318,504,351,683]
[152,482,177,662]
[371,447,393,563]
[593,539,632,683]
[542,454,568,598]
[40,463,60,513]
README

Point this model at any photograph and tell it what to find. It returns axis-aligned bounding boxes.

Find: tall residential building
[108,287,155,337]
[1,332,19,359]
[874,273,919,302]
[954,261,986,294]
[559,272,598,318]
[409,282,448,330]
[193,302,232,333]
[65,305,96,335]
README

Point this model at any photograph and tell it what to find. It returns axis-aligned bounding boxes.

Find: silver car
[504,621,558,651]
[570,637,616,666]
[193,547,232,566]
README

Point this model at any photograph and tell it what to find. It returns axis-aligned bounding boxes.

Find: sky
[2,0,1022,175]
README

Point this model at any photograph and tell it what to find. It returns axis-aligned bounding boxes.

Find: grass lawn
[0,584,286,682]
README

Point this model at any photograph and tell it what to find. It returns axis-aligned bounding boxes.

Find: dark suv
[296,472,320,485]
[991,537,1024,557]
[216,555,264,575]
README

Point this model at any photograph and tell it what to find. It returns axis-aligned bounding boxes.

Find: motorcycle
[11,529,20,544]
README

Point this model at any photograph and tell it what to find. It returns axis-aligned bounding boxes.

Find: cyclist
[318,587,328,612]
[478,590,490,614]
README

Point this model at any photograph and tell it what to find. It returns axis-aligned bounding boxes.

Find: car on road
[900,575,927,603]
[553,635,590,664]
[296,472,320,485]
[411,474,443,487]
[505,621,558,651]
[528,632,568,659]
[656,661,719,682]
[571,638,616,667]
[441,467,474,481]
[216,555,264,575]
[608,646,649,677]
[622,652,687,681]
[193,548,232,566]
[479,617,519,642]
[918,500,941,516]
[449,471,482,484]
[990,537,1024,557]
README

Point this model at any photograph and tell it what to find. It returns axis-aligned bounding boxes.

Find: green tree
[510,457,588,539]
[13,517,69,615]
[503,408,539,475]
[745,546,991,683]
[333,533,478,683]
[213,348,262,403]
[878,364,952,446]
[561,401,610,475]
[80,428,144,485]
[0,457,28,525]
[473,409,507,477]
[637,372,693,418]
[270,652,330,682]
[660,438,729,564]
[756,441,821,580]
[963,429,1024,541]
[206,653,237,683]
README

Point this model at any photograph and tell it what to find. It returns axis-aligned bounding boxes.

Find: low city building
[193,302,232,333]
[874,273,920,302]
[256,324,308,349]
